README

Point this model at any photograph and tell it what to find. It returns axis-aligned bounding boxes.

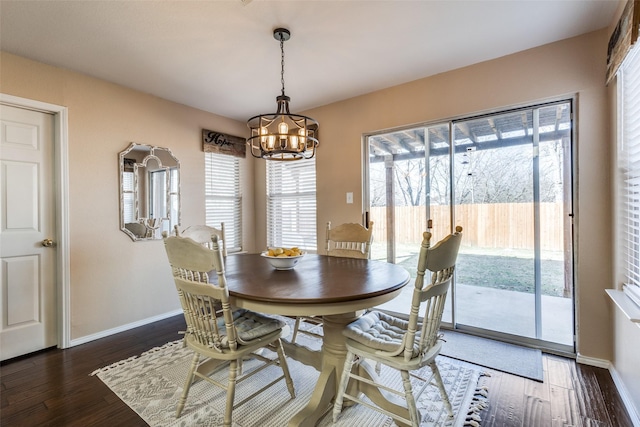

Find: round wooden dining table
[222,253,411,427]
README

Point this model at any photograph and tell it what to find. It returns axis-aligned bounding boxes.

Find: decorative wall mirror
[119,143,180,241]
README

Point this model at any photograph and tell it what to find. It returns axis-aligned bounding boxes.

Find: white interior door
[1,104,57,361]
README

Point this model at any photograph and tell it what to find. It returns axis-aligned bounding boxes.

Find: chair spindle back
[164,235,238,352]
[326,221,374,259]
[405,226,463,362]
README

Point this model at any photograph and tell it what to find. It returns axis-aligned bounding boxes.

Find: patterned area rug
[92,340,488,427]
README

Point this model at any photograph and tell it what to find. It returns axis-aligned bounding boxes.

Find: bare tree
[368,137,564,207]
[369,162,387,207]
[394,159,426,206]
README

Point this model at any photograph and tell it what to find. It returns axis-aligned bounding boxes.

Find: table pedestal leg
[288,312,358,427]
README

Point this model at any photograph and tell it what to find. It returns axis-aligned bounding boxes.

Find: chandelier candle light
[247,28,319,161]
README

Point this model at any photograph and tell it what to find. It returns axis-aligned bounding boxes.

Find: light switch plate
[346,192,353,204]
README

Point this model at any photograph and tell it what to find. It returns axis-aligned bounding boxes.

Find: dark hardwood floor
[1,315,634,426]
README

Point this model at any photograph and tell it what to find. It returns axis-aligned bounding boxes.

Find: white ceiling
[0,1,618,122]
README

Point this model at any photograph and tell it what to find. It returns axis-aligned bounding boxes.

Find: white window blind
[619,44,640,306]
[169,167,179,234]
[267,158,317,251]
[123,171,135,223]
[205,152,242,253]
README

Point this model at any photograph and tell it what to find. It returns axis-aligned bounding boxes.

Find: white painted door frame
[1,93,71,350]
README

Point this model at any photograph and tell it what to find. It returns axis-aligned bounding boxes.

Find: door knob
[42,239,54,247]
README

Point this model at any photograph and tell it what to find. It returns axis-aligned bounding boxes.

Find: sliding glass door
[366,100,574,352]
[366,123,454,321]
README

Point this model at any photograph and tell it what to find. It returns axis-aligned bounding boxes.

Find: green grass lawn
[393,251,567,297]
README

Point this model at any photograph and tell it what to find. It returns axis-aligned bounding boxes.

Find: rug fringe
[89,340,183,376]
[139,339,182,357]
[90,355,140,376]
[463,373,490,427]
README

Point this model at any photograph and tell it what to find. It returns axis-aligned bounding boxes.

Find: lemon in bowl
[261,247,306,270]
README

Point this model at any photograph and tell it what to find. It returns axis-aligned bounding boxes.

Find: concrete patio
[376,282,574,346]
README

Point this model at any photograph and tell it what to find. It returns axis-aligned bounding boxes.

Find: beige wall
[274,29,610,360]
[0,28,616,361]
[613,307,640,418]
[1,51,253,339]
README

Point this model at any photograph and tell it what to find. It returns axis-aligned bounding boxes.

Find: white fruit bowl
[261,251,306,270]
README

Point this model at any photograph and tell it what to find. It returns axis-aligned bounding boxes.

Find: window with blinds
[169,168,179,233]
[619,44,640,307]
[267,158,317,251]
[205,152,242,253]
[123,171,135,223]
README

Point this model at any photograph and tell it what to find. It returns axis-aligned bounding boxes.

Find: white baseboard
[575,353,610,369]
[609,365,640,427]
[68,309,183,347]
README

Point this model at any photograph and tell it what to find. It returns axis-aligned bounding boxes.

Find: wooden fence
[370,202,564,251]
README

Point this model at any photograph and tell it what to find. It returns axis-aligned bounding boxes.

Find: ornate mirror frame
[119,142,180,241]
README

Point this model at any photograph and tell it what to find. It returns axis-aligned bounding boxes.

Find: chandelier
[247,28,319,161]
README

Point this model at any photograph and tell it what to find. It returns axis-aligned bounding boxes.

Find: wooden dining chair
[291,221,374,344]
[163,234,295,427]
[325,220,374,259]
[175,223,227,256]
[124,222,148,238]
[332,226,463,427]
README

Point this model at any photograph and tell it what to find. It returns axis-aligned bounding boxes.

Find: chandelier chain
[280,35,286,97]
